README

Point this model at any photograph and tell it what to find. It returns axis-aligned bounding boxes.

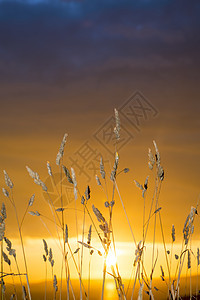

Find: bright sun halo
[106,251,117,267]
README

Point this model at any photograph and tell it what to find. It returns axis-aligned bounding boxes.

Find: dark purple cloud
[0,0,199,85]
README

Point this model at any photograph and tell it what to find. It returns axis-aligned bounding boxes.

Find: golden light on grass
[1,108,200,300]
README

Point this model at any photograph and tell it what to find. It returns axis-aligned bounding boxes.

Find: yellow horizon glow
[3,237,199,283]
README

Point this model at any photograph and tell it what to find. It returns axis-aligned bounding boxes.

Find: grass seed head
[87,225,92,245]
[95,175,101,186]
[110,200,115,207]
[85,185,90,200]
[104,201,109,208]
[148,148,155,170]
[99,221,109,237]
[188,251,191,269]
[74,248,80,254]
[62,165,73,184]
[2,188,9,198]
[184,226,189,245]
[2,251,11,266]
[71,167,77,187]
[47,161,52,176]
[48,248,53,262]
[29,211,36,216]
[34,178,48,192]
[56,133,68,166]
[160,265,165,277]
[43,254,47,262]
[1,203,7,220]
[100,157,105,179]
[73,187,78,200]
[134,180,143,191]
[28,194,35,207]
[43,239,48,256]
[92,205,105,223]
[78,241,91,249]
[51,259,55,268]
[4,237,12,250]
[157,165,164,181]
[110,152,119,181]
[8,249,16,258]
[26,166,39,180]
[144,176,149,190]
[153,140,161,165]
[172,225,175,242]
[56,208,64,212]
[114,108,120,141]
[81,196,85,205]
[3,170,13,189]
[53,275,58,292]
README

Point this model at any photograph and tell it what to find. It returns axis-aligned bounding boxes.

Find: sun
[106,251,117,267]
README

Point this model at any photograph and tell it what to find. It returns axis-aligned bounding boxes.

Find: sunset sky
[0,0,200,285]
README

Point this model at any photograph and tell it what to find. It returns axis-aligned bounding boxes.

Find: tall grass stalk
[196,248,199,298]
[149,177,159,296]
[80,205,86,298]
[169,227,175,284]
[59,161,70,300]
[101,259,107,300]
[189,238,192,300]
[131,262,140,300]
[158,207,173,298]
[72,178,82,300]
[185,261,188,297]
[1,240,3,300]
[10,190,31,300]
[13,255,25,299]
[39,217,62,251]
[141,185,146,294]
[66,240,87,298]
[115,182,136,246]
[83,203,105,250]
[175,200,199,298]
[109,183,126,299]
[9,265,18,300]
[44,259,47,300]
[67,263,76,300]
[87,253,92,300]
[46,192,62,238]
[101,181,115,300]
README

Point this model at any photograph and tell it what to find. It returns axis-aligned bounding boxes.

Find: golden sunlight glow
[4,238,200,283]
[106,250,117,267]
[106,281,116,291]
